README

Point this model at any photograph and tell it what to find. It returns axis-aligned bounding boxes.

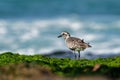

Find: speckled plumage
[58,31,91,59]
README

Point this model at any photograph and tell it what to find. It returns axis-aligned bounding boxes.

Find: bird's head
[58,31,70,39]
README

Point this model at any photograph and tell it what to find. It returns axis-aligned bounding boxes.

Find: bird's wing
[70,37,83,43]
[66,37,84,49]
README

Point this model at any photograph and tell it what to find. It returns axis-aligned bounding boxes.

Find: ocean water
[0,0,120,58]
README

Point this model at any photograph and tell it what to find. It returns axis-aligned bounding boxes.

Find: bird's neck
[64,36,70,40]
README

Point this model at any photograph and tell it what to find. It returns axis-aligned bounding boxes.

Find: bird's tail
[88,43,92,47]
[88,44,92,47]
[86,43,92,48]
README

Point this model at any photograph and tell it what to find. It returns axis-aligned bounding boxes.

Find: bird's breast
[65,39,75,49]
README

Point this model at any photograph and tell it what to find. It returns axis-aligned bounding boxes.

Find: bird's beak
[58,35,62,38]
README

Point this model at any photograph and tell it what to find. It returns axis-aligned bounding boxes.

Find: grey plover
[58,31,91,59]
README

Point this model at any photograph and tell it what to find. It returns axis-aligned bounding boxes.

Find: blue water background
[0,0,120,59]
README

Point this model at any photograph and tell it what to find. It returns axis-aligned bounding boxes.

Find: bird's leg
[73,50,76,59]
[78,50,81,60]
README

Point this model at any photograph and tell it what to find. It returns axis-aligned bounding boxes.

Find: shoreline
[44,50,120,59]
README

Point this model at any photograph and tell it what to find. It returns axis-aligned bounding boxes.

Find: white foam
[57,18,84,30]
[114,20,120,28]
[0,27,7,35]
[21,28,39,41]
[38,48,54,54]
[33,20,51,28]
[32,18,84,31]
[89,22,107,30]
[0,17,120,56]
[16,48,36,55]
[90,48,120,55]
[83,34,100,41]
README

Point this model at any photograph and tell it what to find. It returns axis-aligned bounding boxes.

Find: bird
[58,31,91,59]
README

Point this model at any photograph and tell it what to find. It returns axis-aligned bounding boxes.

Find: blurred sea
[0,0,120,58]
